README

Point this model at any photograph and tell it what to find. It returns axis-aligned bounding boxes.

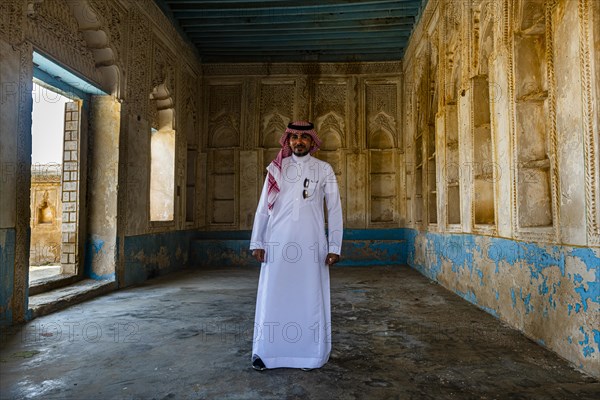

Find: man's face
[289,133,314,157]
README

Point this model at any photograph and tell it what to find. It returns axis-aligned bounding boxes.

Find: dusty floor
[1,265,599,400]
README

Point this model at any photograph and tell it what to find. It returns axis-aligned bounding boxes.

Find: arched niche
[316,112,345,151]
[369,129,394,150]
[261,113,288,149]
[320,130,343,151]
[210,124,239,148]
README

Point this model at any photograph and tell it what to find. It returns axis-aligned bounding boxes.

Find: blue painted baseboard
[189,229,408,267]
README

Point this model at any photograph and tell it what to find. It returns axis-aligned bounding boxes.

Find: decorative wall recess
[472,75,495,226]
[513,0,554,230]
[149,83,176,222]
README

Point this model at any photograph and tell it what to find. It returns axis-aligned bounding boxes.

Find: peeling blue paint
[479,305,499,318]
[521,290,533,315]
[575,303,581,313]
[83,237,117,281]
[579,327,595,358]
[510,288,517,309]
[569,248,600,314]
[593,330,600,352]
[574,287,590,312]
[476,269,484,286]
[455,289,477,303]
[539,279,549,295]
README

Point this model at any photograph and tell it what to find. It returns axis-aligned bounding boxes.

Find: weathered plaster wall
[402,0,600,377]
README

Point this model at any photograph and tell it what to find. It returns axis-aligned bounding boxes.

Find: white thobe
[250,154,343,369]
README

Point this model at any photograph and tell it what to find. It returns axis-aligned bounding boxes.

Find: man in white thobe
[250,121,343,371]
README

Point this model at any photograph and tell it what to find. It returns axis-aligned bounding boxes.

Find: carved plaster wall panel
[207,83,242,149]
[365,81,400,225]
[203,64,402,230]
[126,10,151,118]
[259,80,295,170]
[582,0,600,246]
[0,0,24,44]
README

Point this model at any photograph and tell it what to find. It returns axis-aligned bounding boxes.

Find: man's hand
[325,253,340,266]
[252,249,265,263]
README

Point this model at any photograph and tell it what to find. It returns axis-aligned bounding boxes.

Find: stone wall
[402,0,600,378]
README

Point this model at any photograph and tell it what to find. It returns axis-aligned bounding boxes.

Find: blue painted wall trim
[123,230,195,287]
[0,229,16,326]
[189,229,408,267]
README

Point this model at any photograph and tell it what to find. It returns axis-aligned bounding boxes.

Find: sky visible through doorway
[31,81,70,165]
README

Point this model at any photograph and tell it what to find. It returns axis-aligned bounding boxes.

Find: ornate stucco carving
[259,82,295,130]
[26,0,102,86]
[203,62,402,77]
[151,40,176,101]
[545,0,560,242]
[126,10,151,118]
[316,111,345,150]
[208,84,241,148]
[579,0,599,245]
[136,0,198,65]
[314,82,348,148]
[0,0,24,44]
[89,0,125,60]
[366,83,398,148]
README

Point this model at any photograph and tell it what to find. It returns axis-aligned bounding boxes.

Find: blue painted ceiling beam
[177,8,418,27]
[165,0,418,8]
[196,40,408,52]
[183,18,414,33]
[153,0,426,62]
[201,53,404,63]
[170,1,419,17]
[188,30,410,42]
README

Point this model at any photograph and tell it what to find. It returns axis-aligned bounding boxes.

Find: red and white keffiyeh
[267,121,321,211]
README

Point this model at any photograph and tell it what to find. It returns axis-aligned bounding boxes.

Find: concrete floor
[1,265,598,400]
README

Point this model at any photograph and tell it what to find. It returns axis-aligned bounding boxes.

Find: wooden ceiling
[154,0,425,63]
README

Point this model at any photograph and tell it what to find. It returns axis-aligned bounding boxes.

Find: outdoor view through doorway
[29,81,80,290]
